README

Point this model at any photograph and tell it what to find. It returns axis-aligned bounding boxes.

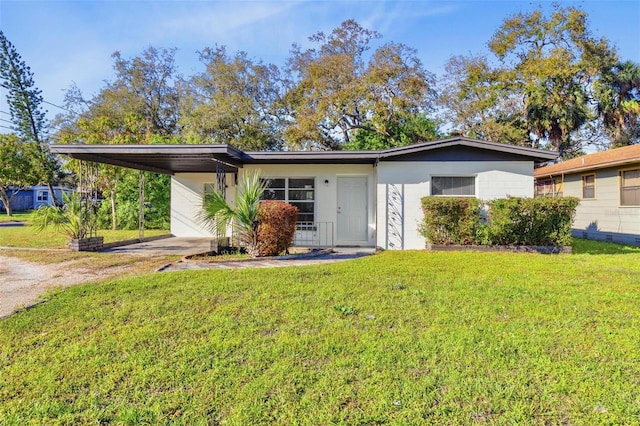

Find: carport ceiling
[49,144,244,175]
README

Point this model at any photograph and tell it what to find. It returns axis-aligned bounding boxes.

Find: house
[0,186,71,212]
[51,137,556,249]
[534,144,640,247]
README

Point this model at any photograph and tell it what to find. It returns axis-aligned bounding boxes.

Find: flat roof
[50,144,246,174]
[50,137,557,174]
[534,144,640,178]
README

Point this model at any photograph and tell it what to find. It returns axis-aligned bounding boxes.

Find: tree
[108,47,181,137]
[440,5,626,156]
[56,48,183,229]
[594,60,640,146]
[438,55,528,145]
[487,5,617,157]
[180,46,284,150]
[345,113,439,150]
[284,20,435,150]
[0,31,62,204]
[0,133,38,216]
[198,171,265,258]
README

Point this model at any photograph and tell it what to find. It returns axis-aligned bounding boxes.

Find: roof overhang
[379,137,558,163]
[244,150,379,164]
[49,144,245,175]
[50,137,558,174]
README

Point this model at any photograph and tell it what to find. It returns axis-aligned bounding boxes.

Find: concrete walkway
[100,237,216,257]
[99,237,376,269]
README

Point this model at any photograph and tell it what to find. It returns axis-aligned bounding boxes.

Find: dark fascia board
[243,150,380,164]
[51,139,557,171]
[50,144,247,173]
[51,144,245,162]
[379,137,558,162]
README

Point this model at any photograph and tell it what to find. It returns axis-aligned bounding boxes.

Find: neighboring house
[0,186,71,212]
[51,137,555,249]
[534,144,640,247]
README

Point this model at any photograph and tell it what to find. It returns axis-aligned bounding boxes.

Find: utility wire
[42,100,75,114]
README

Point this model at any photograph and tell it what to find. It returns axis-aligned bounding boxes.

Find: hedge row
[420,196,579,247]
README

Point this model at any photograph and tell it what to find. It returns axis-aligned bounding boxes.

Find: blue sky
[1,0,639,130]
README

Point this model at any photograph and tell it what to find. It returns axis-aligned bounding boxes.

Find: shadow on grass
[572,238,640,255]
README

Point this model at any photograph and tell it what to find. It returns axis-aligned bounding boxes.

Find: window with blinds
[431,176,476,196]
[620,169,640,206]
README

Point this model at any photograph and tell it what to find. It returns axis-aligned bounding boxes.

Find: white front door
[337,176,368,242]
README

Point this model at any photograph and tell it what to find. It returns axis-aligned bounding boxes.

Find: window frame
[36,190,49,202]
[535,178,564,197]
[620,167,640,207]
[261,177,316,224]
[581,173,596,200]
[431,175,476,197]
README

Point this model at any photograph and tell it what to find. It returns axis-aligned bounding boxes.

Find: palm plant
[199,170,266,258]
[31,191,88,240]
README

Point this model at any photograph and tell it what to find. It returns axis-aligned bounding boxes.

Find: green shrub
[420,197,482,245]
[487,196,579,246]
[256,201,298,256]
[420,196,579,247]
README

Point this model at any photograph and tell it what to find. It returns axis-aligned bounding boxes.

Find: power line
[42,100,75,114]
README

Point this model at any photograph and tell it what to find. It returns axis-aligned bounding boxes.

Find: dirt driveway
[0,248,374,319]
[0,254,153,318]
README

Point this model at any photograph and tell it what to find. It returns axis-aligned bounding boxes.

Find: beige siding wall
[562,167,640,245]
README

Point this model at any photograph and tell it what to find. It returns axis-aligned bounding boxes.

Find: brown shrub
[256,201,298,256]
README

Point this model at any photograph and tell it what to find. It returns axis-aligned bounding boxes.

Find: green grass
[1,248,639,424]
[0,225,168,249]
[0,210,33,223]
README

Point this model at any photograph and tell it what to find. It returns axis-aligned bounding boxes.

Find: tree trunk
[110,191,117,230]
[0,187,15,216]
[47,182,60,206]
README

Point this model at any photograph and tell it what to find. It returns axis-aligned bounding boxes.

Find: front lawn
[0,225,168,249]
[1,249,639,424]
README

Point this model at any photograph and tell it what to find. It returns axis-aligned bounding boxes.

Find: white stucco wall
[170,173,236,237]
[170,165,376,246]
[244,164,377,246]
[376,161,534,250]
[171,160,535,249]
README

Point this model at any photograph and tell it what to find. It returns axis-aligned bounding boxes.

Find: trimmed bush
[420,196,579,247]
[487,196,579,246]
[256,201,298,256]
[420,197,482,245]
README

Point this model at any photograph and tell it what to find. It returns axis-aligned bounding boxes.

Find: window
[620,169,640,206]
[582,174,595,199]
[431,176,475,196]
[36,190,49,202]
[535,178,563,197]
[262,178,315,223]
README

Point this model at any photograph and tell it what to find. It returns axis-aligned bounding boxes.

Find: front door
[337,176,368,242]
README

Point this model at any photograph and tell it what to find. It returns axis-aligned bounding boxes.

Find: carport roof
[50,137,557,175]
[49,144,246,175]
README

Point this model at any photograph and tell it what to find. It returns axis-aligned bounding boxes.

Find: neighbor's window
[261,177,315,223]
[36,190,49,202]
[620,169,640,206]
[535,178,563,197]
[582,174,596,199]
[431,176,475,196]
